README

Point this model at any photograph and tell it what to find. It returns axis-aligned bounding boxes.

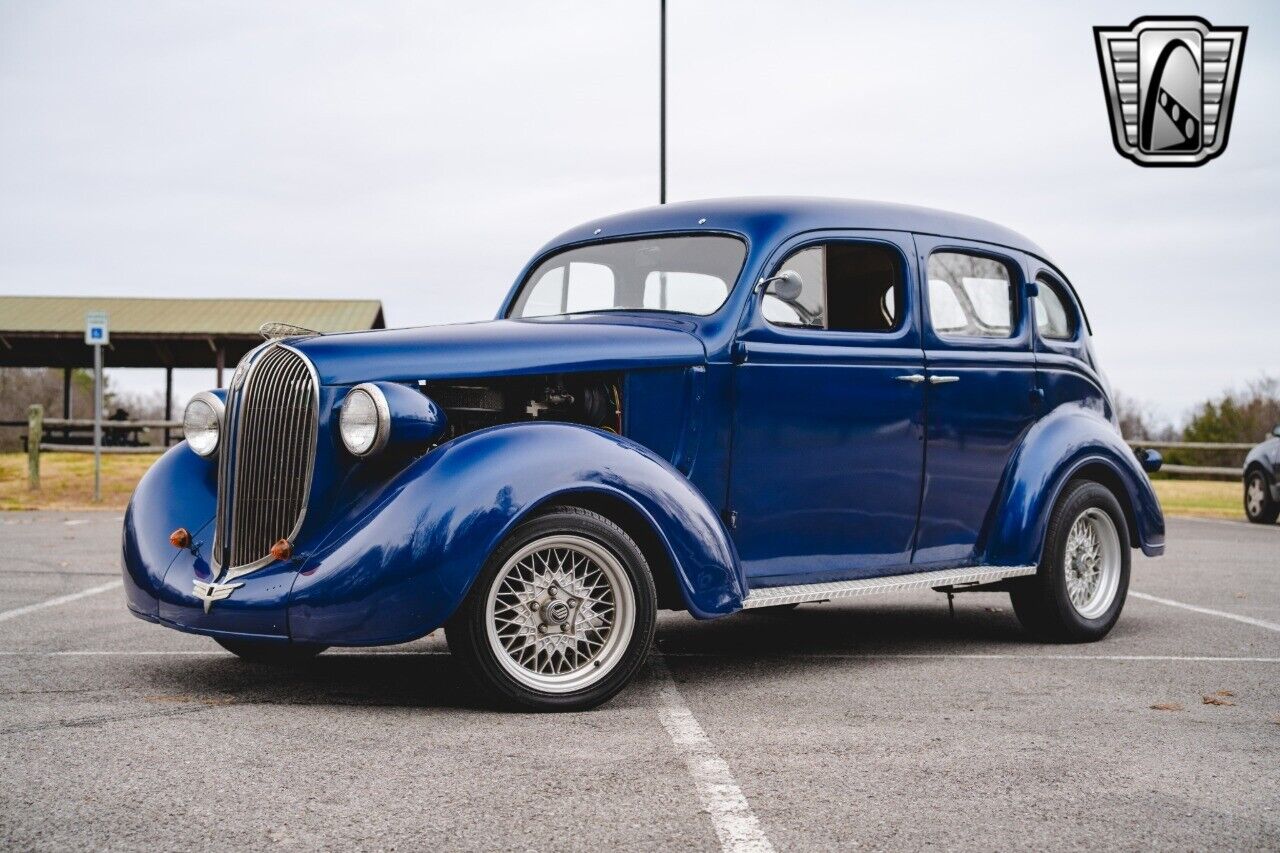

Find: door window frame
[915,236,1031,354]
[1030,270,1082,346]
[735,230,921,350]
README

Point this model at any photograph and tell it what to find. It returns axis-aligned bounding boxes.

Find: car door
[913,237,1038,565]
[728,231,926,586]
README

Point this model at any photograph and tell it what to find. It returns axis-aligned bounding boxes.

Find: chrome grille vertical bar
[273,357,303,547]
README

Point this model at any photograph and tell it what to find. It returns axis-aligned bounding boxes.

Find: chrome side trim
[740,565,1037,609]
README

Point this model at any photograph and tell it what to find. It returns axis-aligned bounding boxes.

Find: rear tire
[445,507,657,712]
[1010,480,1130,643]
[214,637,327,664]
[1244,470,1279,524]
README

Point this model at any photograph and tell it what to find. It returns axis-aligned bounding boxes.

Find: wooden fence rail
[1126,437,1250,481]
[19,404,184,490]
[1124,439,1256,451]
[1,418,182,429]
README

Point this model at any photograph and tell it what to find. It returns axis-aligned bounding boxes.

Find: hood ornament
[192,579,244,614]
[259,322,322,340]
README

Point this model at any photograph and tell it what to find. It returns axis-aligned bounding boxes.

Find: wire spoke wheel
[1063,507,1122,620]
[484,534,634,694]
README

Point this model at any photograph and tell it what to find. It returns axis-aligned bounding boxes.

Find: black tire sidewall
[1014,480,1131,642]
[446,507,657,712]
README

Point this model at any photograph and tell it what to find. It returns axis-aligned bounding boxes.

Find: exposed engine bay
[420,373,622,443]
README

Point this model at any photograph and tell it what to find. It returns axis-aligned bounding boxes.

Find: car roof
[543,196,1055,265]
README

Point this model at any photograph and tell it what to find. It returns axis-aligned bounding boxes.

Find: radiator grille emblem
[1094,17,1246,167]
[193,580,244,613]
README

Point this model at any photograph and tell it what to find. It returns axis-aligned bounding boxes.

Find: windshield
[509,235,747,318]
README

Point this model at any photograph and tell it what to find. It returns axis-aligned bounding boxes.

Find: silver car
[1244,426,1280,524]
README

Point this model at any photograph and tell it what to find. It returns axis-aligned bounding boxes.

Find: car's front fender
[287,422,742,645]
[982,403,1165,565]
[121,443,217,619]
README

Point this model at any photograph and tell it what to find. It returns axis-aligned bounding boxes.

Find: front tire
[445,507,657,712]
[214,637,327,664]
[1244,470,1279,524]
[1010,480,1130,642]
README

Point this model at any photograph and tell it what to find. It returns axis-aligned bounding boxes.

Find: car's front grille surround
[213,344,318,577]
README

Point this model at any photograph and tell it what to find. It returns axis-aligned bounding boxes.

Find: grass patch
[1150,479,1242,521]
[0,452,160,511]
[0,452,1246,520]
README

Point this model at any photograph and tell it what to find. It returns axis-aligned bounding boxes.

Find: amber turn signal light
[169,528,191,549]
[270,539,293,561]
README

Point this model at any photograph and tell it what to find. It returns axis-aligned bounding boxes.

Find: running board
[740,565,1037,609]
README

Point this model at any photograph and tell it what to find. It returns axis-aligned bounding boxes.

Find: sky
[1,0,1277,425]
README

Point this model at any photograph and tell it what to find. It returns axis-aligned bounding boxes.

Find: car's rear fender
[287,422,743,645]
[982,403,1165,565]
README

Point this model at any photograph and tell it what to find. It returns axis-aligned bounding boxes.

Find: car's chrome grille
[214,344,318,573]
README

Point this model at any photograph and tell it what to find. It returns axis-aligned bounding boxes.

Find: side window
[518,262,616,317]
[926,251,1015,338]
[763,243,903,332]
[1033,275,1076,341]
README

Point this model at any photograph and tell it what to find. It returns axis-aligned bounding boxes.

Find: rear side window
[763,242,903,333]
[1033,275,1076,340]
[926,252,1016,338]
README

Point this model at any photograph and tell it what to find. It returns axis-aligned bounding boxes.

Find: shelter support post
[164,366,173,446]
[27,404,42,490]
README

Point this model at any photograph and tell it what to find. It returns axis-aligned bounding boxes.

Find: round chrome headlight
[339,383,389,457]
[183,391,225,458]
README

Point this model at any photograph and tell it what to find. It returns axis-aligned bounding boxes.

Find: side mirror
[759,270,804,302]
[1138,448,1163,473]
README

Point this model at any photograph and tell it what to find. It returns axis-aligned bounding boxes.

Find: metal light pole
[660,0,666,205]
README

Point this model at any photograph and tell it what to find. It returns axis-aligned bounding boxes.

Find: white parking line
[1171,515,1280,532]
[0,580,123,624]
[1130,591,1280,633]
[652,656,775,853]
[663,652,1280,662]
[0,650,1278,663]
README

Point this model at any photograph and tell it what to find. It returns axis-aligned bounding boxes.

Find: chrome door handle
[929,375,960,384]
[896,374,926,383]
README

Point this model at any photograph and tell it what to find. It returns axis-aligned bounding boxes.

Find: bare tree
[1112,391,1173,441]
[0,368,167,449]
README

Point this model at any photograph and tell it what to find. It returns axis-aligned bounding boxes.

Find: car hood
[289,314,707,385]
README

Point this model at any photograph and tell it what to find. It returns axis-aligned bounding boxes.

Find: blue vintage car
[123,198,1166,710]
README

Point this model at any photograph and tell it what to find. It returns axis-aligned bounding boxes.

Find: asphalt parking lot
[1,513,1277,851]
